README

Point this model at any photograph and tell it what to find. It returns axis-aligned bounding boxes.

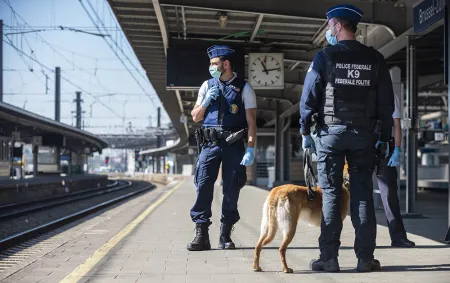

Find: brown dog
[253,164,350,273]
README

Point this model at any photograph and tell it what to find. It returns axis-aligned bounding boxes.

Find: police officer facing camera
[188,45,257,251]
[300,4,395,272]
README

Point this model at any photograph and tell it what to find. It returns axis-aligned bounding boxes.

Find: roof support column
[33,145,38,177]
[275,100,282,182]
[445,4,450,243]
[404,36,420,218]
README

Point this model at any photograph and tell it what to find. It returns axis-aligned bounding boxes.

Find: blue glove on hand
[201,86,219,108]
[375,140,390,158]
[240,147,255,166]
[302,135,316,154]
[387,147,401,167]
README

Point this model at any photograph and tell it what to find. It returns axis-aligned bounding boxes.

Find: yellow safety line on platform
[59,180,185,283]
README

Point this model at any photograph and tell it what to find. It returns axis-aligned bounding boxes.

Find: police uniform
[188,45,257,251]
[299,4,395,272]
[375,96,415,247]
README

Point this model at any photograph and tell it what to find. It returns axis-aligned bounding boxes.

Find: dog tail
[261,198,278,246]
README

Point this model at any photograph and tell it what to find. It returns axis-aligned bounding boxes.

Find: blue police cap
[207,45,235,59]
[326,4,363,24]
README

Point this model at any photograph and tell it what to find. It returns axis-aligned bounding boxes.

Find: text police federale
[335,63,372,87]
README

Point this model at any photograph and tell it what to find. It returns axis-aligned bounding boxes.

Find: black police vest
[322,51,379,129]
[202,77,248,130]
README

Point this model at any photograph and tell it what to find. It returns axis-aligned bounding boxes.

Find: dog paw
[283,268,293,273]
[253,266,262,272]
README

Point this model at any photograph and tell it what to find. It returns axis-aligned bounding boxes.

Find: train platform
[2,177,449,283]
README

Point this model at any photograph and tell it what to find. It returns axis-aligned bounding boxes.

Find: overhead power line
[4,39,123,119]
[79,0,158,108]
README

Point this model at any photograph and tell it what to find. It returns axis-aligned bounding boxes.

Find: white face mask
[325,23,339,45]
[209,65,222,78]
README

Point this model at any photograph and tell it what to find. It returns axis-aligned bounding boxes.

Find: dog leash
[303,148,317,201]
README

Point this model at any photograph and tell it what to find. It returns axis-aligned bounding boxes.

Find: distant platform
[0,174,107,189]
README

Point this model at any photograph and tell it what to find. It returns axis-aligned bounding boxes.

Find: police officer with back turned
[300,4,394,272]
[188,45,257,251]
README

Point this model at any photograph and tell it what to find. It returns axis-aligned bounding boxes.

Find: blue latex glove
[375,140,390,158]
[201,86,219,108]
[387,147,401,167]
[302,135,316,154]
[240,147,255,166]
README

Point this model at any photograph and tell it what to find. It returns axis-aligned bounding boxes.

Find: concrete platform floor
[2,178,449,283]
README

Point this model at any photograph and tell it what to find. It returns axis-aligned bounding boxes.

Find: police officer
[188,45,257,251]
[376,95,415,248]
[300,4,395,272]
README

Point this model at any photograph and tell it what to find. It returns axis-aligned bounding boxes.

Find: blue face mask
[209,65,222,78]
[325,24,339,45]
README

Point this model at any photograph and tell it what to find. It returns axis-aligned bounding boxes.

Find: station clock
[247,53,284,89]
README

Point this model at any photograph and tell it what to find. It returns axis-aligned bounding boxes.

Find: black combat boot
[218,223,235,249]
[310,257,340,272]
[187,223,211,251]
[356,258,381,272]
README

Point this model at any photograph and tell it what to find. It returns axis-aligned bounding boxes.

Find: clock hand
[260,61,269,75]
[265,68,281,72]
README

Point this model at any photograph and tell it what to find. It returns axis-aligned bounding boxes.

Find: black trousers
[375,160,407,241]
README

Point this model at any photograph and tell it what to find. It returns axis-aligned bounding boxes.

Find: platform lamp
[217,12,228,29]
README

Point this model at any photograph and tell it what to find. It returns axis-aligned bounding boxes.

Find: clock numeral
[271,80,274,84]
[265,82,267,86]
[276,76,280,79]
[252,76,256,79]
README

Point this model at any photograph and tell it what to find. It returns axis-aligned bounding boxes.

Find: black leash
[303,148,317,201]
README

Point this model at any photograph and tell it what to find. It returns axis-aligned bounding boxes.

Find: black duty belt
[303,148,318,201]
[199,127,247,145]
[201,128,233,140]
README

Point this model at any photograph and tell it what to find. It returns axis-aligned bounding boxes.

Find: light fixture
[217,12,228,28]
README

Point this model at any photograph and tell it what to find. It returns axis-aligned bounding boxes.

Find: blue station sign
[413,0,448,33]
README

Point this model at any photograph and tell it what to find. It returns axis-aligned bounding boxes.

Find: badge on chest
[229,104,239,114]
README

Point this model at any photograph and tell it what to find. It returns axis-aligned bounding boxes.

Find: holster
[225,129,247,145]
[195,128,204,154]
[375,137,394,176]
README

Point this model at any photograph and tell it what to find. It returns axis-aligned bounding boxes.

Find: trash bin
[267,166,275,188]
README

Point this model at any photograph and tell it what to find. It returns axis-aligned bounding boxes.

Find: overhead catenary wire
[3,0,120,100]
[79,0,158,108]
[4,39,123,119]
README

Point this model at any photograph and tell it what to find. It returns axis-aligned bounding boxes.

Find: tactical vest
[321,51,379,129]
[203,77,248,130]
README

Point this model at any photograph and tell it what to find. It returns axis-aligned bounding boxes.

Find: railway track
[0,180,155,251]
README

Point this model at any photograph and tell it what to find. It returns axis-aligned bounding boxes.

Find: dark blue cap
[207,45,235,59]
[326,4,363,23]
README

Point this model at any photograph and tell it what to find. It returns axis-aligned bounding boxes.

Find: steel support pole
[275,101,282,182]
[444,4,450,244]
[404,36,421,218]
[0,20,3,103]
[55,67,61,172]
[33,145,38,177]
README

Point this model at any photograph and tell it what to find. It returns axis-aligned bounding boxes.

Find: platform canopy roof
[107,0,416,154]
[0,102,108,154]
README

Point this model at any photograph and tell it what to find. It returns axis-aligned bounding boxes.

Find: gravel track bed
[0,181,149,240]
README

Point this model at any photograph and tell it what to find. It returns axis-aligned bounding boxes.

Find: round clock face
[250,55,282,86]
